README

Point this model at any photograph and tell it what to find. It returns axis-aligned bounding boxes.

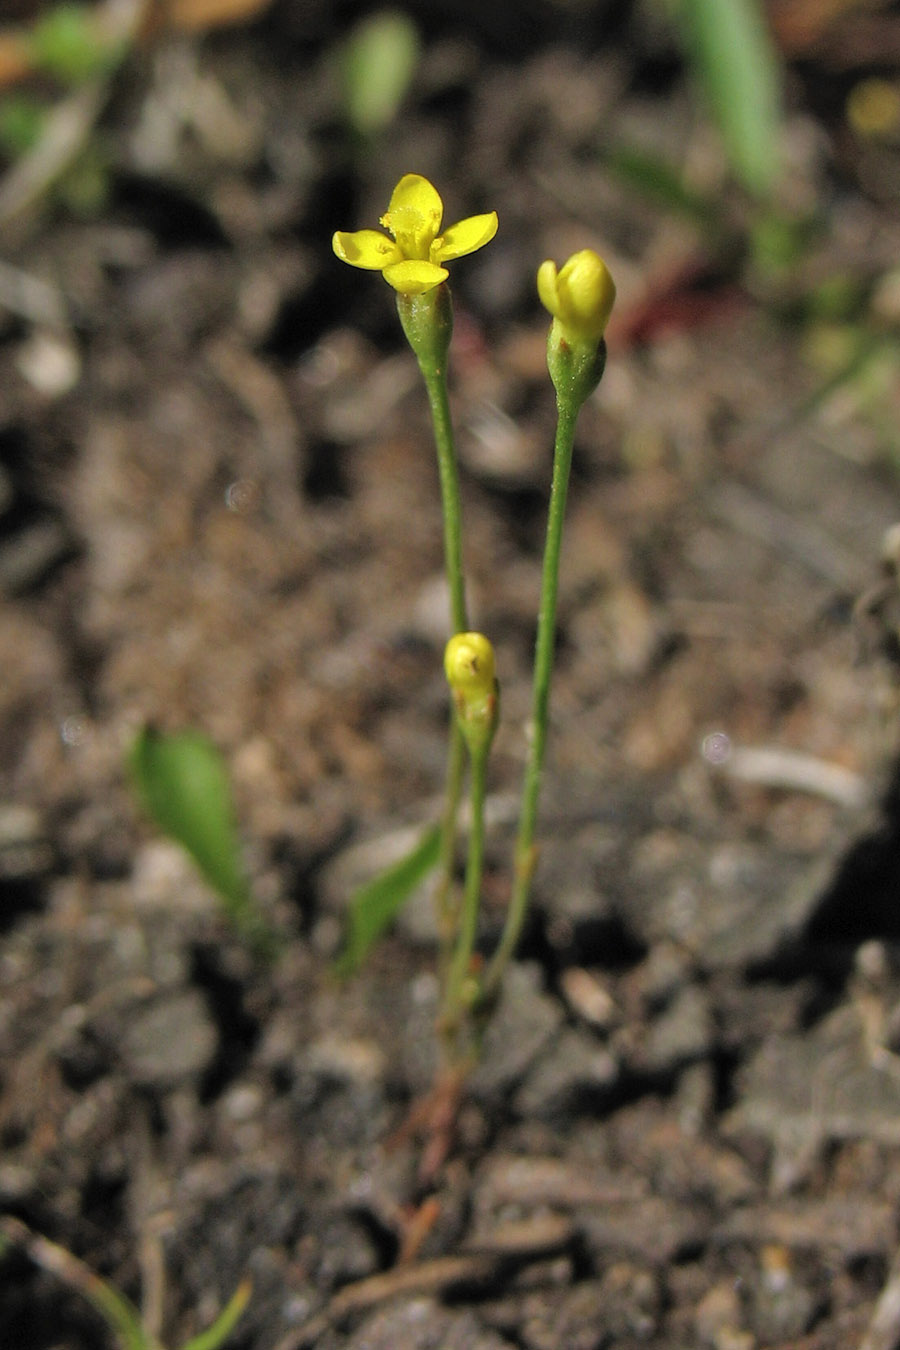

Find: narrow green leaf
[79,1270,158,1350]
[179,1279,252,1350]
[129,727,274,954]
[338,10,420,138]
[0,1216,160,1350]
[333,824,442,977]
[607,143,724,232]
[675,0,783,197]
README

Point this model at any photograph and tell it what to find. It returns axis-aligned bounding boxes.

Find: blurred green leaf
[607,143,724,232]
[129,727,275,955]
[179,1279,252,1350]
[77,1269,158,1350]
[674,0,783,197]
[0,1215,248,1350]
[334,824,441,977]
[0,94,46,157]
[338,10,420,139]
[0,1216,161,1350]
[28,4,122,86]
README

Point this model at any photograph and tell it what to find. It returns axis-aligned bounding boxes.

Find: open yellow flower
[537,249,616,343]
[333,173,498,296]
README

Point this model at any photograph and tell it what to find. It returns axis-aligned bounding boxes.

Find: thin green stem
[480,398,578,1003]
[441,734,489,1049]
[417,362,469,981]
[396,285,476,1038]
[433,718,466,960]
[420,366,468,634]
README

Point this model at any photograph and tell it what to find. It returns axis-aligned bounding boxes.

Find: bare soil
[4,3,900,1347]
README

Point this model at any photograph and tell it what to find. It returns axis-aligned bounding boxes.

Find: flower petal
[382,259,448,295]
[381,173,443,260]
[557,250,616,340]
[536,259,561,317]
[433,211,499,263]
[333,229,402,270]
[537,251,615,341]
[386,173,443,225]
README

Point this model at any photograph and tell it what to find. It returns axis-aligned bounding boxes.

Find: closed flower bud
[537,249,616,343]
[445,631,495,698]
[444,632,499,758]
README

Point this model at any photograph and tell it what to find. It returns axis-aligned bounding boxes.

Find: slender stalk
[432,717,466,961]
[418,364,469,977]
[480,398,578,1003]
[440,732,489,1049]
[420,366,468,634]
[396,289,470,981]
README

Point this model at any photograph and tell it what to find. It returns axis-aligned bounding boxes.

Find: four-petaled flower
[333,173,498,296]
[537,249,616,343]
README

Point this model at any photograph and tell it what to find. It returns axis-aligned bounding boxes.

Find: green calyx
[396,282,454,377]
[546,325,607,412]
[451,683,499,761]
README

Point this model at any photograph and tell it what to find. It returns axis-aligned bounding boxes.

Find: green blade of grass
[606,143,725,233]
[0,1216,161,1350]
[333,823,442,977]
[179,1279,252,1350]
[675,0,783,197]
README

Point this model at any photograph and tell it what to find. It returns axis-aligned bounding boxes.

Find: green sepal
[452,682,499,762]
[547,326,607,413]
[396,282,454,378]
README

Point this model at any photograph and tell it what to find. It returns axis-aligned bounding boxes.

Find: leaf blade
[129,727,275,954]
[333,824,441,977]
[676,0,783,197]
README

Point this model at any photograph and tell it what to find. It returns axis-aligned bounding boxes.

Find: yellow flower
[333,173,498,296]
[537,249,616,343]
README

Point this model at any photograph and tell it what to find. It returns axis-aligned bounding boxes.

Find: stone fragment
[123,988,217,1086]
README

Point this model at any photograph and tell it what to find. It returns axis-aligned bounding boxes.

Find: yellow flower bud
[537,249,616,343]
[444,632,495,698]
[445,632,499,758]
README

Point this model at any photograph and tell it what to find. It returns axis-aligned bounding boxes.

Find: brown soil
[4,3,900,1347]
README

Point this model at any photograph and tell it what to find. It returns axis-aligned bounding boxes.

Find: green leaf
[179,1279,252,1350]
[78,1269,159,1350]
[675,0,783,197]
[0,94,46,158]
[606,143,724,232]
[338,10,420,138]
[129,727,275,955]
[333,824,441,977]
[0,1216,161,1350]
[28,3,122,86]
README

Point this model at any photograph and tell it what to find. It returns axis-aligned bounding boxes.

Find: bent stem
[480,398,579,1006]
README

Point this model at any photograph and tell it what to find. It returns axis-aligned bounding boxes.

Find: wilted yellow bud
[444,632,495,698]
[537,249,616,343]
